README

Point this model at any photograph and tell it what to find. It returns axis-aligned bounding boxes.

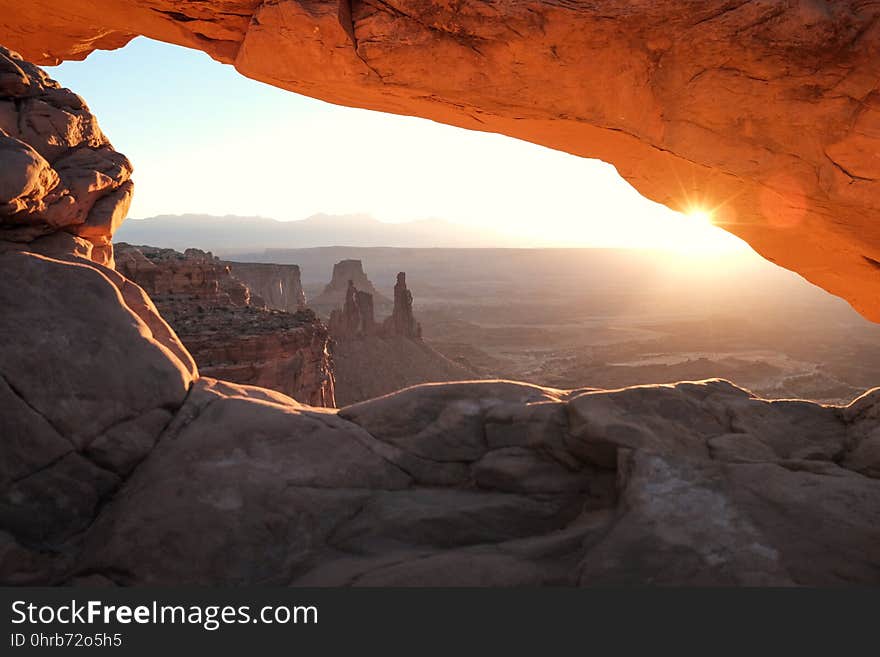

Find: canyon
[3,9,880,585]
[115,243,335,407]
[324,266,475,405]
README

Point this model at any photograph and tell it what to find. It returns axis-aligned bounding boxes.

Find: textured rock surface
[0,45,132,266]
[115,244,254,306]
[177,313,335,408]
[7,298,880,586]
[116,244,335,407]
[2,3,880,319]
[224,261,306,312]
[0,248,193,581]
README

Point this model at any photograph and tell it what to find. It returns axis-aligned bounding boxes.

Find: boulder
[0,46,132,264]
[0,250,193,552]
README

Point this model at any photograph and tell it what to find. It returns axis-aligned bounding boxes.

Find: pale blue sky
[47,37,746,250]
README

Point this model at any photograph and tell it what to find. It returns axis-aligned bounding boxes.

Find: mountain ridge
[114,212,533,252]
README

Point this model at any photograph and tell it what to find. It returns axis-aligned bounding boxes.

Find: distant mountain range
[114,213,532,252]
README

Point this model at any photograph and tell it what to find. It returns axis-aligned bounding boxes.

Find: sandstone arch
[4,38,880,587]
[2,1,879,319]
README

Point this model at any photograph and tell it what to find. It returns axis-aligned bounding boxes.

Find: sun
[686,207,714,224]
[661,205,749,254]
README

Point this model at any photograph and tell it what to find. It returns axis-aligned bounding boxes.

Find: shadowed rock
[383,272,421,339]
[328,279,377,338]
[328,272,471,405]
[3,243,880,585]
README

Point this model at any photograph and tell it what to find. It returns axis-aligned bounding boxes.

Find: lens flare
[686,207,713,224]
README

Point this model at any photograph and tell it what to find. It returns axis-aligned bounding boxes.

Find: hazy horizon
[115,211,763,254]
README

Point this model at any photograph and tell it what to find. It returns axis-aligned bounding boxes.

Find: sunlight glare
[686,208,713,224]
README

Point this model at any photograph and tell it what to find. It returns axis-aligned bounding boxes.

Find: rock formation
[7,29,880,587]
[311,259,387,315]
[116,244,255,306]
[326,269,419,340]
[0,45,131,267]
[384,272,421,339]
[224,261,306,312]
[2,3,880,322]
[327,271,477,404]
[328,279,376,338]
[116,243,335,407]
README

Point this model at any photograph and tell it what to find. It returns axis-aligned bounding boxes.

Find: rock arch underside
[3,1,880,586]
[3,0,880,319]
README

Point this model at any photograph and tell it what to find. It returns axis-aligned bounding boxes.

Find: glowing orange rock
[0,45,132,266]
[2,1,880,318]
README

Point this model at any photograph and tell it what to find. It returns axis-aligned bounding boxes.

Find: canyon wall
[224,260,306,312]
[116,244,335,407]
[2,2,880,322]
[311,258,388,315]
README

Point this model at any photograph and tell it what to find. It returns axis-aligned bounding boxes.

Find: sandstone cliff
[116,243,335,407]
[2,3,880,322]
[224,260,306,312]
[311,259,387,315]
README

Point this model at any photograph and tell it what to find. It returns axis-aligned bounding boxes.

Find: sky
[46,37,748,252]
